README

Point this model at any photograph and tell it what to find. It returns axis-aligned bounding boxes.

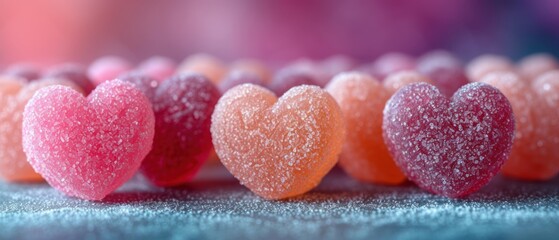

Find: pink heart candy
[383,82,515,197]
[22,80,155,200]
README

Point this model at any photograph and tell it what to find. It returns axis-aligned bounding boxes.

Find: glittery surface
[1,165,558,240]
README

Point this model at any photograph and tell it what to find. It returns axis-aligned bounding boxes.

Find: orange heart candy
[478,71,559,180]
[0,77,82,182]
[211,84,344,199]
[326,71,432,184]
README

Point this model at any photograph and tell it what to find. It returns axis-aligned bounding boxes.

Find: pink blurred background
[1,0,558,67]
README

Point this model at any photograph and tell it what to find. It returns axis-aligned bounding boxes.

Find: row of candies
[0,51,557,200]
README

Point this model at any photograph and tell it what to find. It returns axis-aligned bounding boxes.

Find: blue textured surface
[1,165,558,240]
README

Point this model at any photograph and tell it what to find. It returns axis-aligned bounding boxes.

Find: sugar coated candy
[383,82,514,197]
[479,71,559,180]
[211,84,344,199]
[22,80,155,200]
[88,56,132,86]
[139,74,220,187]
[118,72,159,100]
[326,72,403,184]
[0,78,81,182]
[326,71,431,184]
[44,63,95,94]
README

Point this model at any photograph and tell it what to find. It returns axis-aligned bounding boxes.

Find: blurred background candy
[87,56,132,86]
[136,56,177,82]
[2,0,559,67]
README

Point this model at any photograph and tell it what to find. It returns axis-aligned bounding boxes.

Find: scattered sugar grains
[326,71,432,185]
[139,74,220,187]
[118,72,160,100]
[22,80,155,200]
[211,84,344,199]
[0,77,82,182]
[479,71,559,180]
[44,63,96,94]
[383,82,515,198]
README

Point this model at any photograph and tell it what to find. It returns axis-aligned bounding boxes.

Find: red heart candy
[22,80,155,200]
[123,74,220,187]
[383,82,514,197]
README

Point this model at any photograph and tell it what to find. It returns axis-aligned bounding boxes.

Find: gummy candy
[44,63,95,94]
[219,70,266,93]
[517,53,558,81]
[268,70,318,96]
[88,56,132,86]
[326,71,430,184]
[466,54,513,81]
[365,53,416,80]
[22,80,154,200]
[177,54,227,84]
[118,72,159,100]
[139,74,220,187]
[479,71,559,180]
[417,51,468,97]
[137,56,176,82]
[0,78,81,182]
[383,82,514,197]
[279,59,328,86]
[230,59,272,83]
[211,84,344,199]
[383,71,433,94]
[320,55,356,81]
[2,64,41,82]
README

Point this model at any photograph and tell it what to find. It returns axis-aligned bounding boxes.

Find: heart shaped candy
[122,73,221,187]
[0,77,81,182]
[479,71,559,180]
[22,80,155,200]
[383,82,514,197]
[211,84,344,199]
[325,71,431,184]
